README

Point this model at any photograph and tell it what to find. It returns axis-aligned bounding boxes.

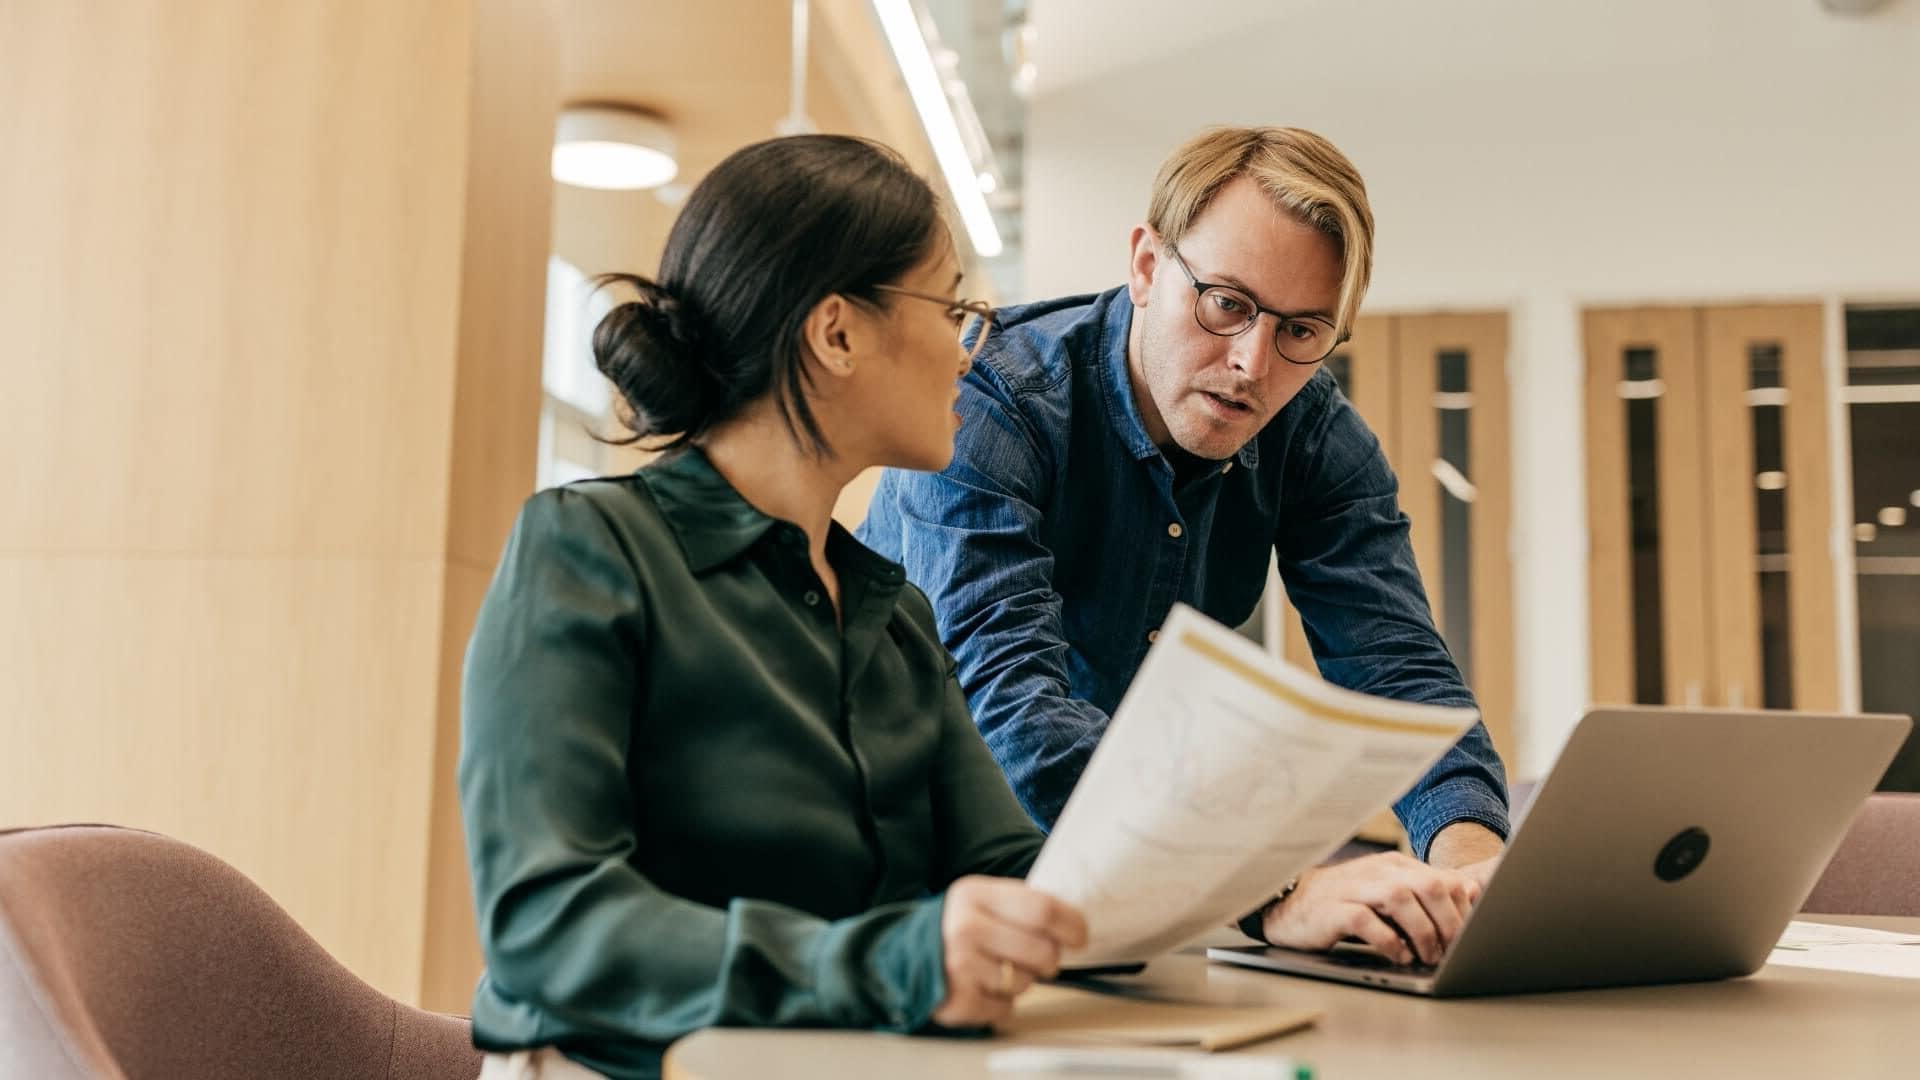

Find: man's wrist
[1237,877,1300,944]
[1426,820,1504,869]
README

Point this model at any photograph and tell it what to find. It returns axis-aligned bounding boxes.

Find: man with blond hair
[859,126,1509,968]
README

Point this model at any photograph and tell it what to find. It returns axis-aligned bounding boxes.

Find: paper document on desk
[1767,920,1920,979]
[1027,604,1481,966]
[1774,920,1920,950]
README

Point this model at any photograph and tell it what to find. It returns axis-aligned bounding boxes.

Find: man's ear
[801,293,861,379]
[1126,225,1159,309]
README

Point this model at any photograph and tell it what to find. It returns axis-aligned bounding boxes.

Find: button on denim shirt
[859,287,1509,859]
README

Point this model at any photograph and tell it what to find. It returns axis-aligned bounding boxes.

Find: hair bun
[594,275,708,361]
[629,285,708,358]
[590,273,726,438]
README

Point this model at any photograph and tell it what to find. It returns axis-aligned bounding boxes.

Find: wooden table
[663,915,1920,1079]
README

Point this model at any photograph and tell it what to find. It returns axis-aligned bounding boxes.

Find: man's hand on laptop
[1260,853,1482,967]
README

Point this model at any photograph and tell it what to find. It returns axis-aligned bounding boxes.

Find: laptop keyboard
[1324,943,1436,972]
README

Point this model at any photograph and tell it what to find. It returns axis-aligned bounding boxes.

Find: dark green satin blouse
[459,447,1043,1079]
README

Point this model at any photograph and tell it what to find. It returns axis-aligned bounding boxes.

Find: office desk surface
[663,915,1919,1080]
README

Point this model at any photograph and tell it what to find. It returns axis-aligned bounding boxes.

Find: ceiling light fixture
[552,105,678,191]
[872,0,1004,257]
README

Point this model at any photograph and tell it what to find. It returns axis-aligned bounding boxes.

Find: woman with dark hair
[459,135,1085,1080]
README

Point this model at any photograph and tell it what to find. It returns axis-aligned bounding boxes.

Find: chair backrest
[1801,793,1920,917]
[0,824,482,1080]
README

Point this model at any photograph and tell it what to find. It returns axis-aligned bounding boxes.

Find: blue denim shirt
[858,287,1509,859]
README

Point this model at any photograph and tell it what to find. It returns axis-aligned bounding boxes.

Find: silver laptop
[1207,706,1911,996]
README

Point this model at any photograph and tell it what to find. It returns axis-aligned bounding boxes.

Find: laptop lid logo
[1654,827,1712,882]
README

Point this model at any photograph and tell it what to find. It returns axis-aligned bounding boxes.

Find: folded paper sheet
[1027,604,1480,966]
[998,983,1319,1052]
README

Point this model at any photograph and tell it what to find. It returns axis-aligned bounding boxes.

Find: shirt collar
[1092,288,1163,463]
[639,446,907,585]
[1093,286,1261,471]
[638,447,781,574]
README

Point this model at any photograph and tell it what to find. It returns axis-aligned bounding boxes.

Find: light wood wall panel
[0,0,466,559]
[419,0,563,1011]
[1647,308,1713,708]
[1393,321,1444,634]
[0,0,559,1008]
[1699,308,1766,709]
[1393,314,1514,761]
[1702,303,1837,710]
[422,563,495,1012]
[1345,315,1399,464]
[0,558,446,998]
[1584,308,1707,706]
[1586,303,1837,713]
[1776,305,1840,711]
[1465,319,1515,762]
[1583,311,1634,705]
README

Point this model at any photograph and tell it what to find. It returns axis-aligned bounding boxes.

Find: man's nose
[1226,319,1275,379]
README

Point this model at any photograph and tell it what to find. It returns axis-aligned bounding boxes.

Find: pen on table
[986,1046,1313,1079]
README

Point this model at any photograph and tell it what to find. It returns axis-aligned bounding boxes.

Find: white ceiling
[1029,0,1339,94]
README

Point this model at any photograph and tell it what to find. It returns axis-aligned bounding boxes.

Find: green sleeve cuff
[809,894,948,1033]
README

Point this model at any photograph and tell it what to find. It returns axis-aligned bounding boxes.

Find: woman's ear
[802,294,861,379]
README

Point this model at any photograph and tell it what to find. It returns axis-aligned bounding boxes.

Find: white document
[1026,604,1482,966]
[1774,919,1920,950]
[1767,920,1920,979]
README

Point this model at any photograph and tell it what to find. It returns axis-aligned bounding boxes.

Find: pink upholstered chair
[1802,793,1920,917]
[0,824,481,1079]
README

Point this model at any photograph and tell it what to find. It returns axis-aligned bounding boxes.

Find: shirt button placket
[1151,519,1186,650]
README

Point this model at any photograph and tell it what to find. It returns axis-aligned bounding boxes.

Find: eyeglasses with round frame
[873,285,995,362]
[1165,245,1345,366]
